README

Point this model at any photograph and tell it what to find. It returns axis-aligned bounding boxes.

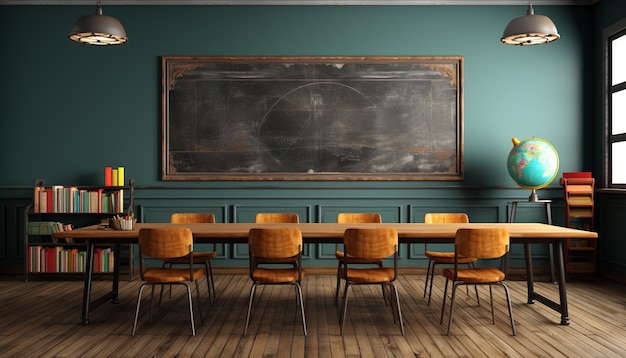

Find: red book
[46,248,56,273]
[105,167,112,186]
[95,248,102,273]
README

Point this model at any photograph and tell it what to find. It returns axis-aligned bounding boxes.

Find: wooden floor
[1,273,625,358]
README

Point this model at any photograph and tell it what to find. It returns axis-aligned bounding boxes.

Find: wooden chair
[334,213,383,306]
[423,213,477,305]
[132,227,205,336]
[244,227,307,335]
[339,227,404,335]
[440,228,516,336]
[163,213,217,303]
[254,213,300,267]
[254,212,299,224]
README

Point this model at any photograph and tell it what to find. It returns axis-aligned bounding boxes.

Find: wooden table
[54,222,598,326]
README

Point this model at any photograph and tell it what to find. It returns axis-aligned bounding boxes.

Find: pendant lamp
[68,0,127,46]
[501,2,559,46]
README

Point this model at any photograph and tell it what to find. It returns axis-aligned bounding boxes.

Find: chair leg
[489,285,495,324]
[423,259,433,298]
[446,283,460,336]
[427,261,438,305]
[335,262,342,306]
[207,259,216,300]
[502,282,517,336]
[163,262,173,299]
[377,262,386,305]
[195,281,204,325]
[204,261,213,306]
[149,285,155,324]
[295,283,307,336]
[340,282,352,335]
[391,283,404,335]
[184,283,196,336]
[440,278,450,324]
[132,284,148,336]
[159,284,165,307]
[475,284,480,307]
[244,283,258,335]
[388,283,396,323]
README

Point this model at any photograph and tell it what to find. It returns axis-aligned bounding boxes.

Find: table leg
[81,239,95,325]
[112,244,121,304]
[524,239,570,325]
[524,243,535,304]
[545,202,557,283]
[81,241,123,325]
[554,240,570,325]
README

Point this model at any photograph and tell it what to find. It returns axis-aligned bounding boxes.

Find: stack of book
[27,221,73,243]
[104,166,125,186]
[33,186,124,214]
[27,246,113,273]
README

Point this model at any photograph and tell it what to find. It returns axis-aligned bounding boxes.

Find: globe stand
[508,191,557,283]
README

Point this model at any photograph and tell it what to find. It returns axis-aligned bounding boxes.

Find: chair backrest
[337,213,382,223]
[255,213,299,223]
[424,213,469,224]
[343,228,398,260]
[171,213,216,224]
[455,228,510,260]
[138,228,193,260]
[248,228,303,259]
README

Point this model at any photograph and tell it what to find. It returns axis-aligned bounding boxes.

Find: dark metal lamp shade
[501,4,559,46]
[68,3,127,46]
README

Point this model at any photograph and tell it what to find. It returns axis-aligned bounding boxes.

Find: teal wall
[3,3,623,272]
[0,5,593,186]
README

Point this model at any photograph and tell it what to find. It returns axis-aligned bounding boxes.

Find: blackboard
[162,56,463,181]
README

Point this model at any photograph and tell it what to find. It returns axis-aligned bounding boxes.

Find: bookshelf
[559,172,596,278]
[24,179,135,282]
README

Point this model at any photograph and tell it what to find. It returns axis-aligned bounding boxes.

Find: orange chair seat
[143,267,205,283]
[442,267,505,284]
[165,251,217,264]
[425,251,477,264]
[252,268,306,283]
[339,267,395,284]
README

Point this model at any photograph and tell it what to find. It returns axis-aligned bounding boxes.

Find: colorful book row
[105,166,125,187]
[27,246,114,273]
[33,186,124,214]
[28,221,74,243]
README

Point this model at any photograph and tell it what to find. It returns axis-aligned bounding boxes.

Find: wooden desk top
[54,222,597,244]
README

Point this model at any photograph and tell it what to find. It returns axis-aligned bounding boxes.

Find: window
[605,19,626,188]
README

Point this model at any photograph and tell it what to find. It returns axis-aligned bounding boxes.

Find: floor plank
[0,274,625,357]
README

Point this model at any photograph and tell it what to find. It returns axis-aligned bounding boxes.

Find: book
[117,167,124,187]
[33,186,42,213]
[105,167,112,186]
[88,190,99,213]
[38,190,47,213]
[45,187,53,213]
[51,185,63,213]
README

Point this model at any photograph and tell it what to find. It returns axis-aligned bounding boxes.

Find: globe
[507,137,559,201]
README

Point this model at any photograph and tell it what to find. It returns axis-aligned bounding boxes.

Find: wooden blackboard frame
[162,56,463,181]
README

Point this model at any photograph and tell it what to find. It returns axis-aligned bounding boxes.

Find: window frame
[604,18,626,189]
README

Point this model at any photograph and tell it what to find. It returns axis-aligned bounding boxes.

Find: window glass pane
[612,89,626,135]
[612,34,626,86]
[612,141,626,184]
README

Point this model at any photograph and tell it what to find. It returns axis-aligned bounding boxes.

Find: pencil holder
[111,218,136,231]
